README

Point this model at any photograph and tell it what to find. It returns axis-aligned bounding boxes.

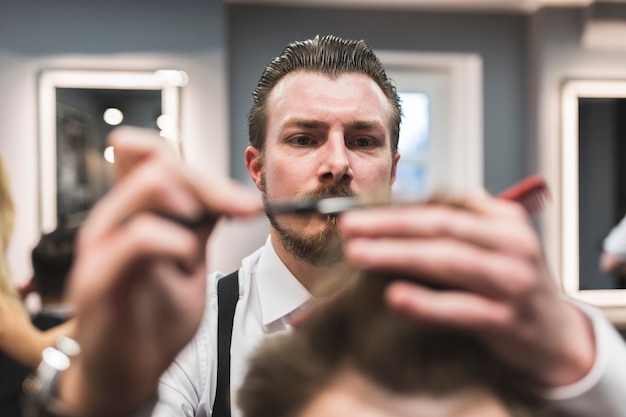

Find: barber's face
[299,370,515,417]
[245,71,399,266]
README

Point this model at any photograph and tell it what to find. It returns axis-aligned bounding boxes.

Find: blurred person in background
[29,226,77,330]
[600,213,626,279]
[0,156,74,417]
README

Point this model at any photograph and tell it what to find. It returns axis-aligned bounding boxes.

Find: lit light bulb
[103,108,124,126]
[156,114,174,130]
[104,146,115,164]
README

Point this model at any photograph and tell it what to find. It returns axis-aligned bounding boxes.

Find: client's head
[238,271,554,417]
[31,226,77,305]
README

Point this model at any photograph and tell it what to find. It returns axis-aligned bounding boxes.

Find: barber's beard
[271,216,345,267]
[262,174,353,268]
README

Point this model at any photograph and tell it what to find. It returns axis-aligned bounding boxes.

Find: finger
[70,213,204,304]
[82,156,205,241]
[384,280,514,330]
[340,204,538,256]
[186,173,264,220]
[108,126,178,180]
[109,126,263,219]
[462,188,531,220]
[344,237,537,298]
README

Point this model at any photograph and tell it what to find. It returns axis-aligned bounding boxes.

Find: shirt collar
[255,236,312,330]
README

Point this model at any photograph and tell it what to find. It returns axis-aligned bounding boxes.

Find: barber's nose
[317,135,353,185]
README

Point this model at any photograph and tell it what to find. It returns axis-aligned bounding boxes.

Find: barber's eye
[291,136,313,146]
[353,137,376,147]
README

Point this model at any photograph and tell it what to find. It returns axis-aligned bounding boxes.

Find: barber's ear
[390,152,400,185]
[245,146,263,191]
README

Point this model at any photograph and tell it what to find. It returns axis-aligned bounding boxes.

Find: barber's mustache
[303,184,355,200]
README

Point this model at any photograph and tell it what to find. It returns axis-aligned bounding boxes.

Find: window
[394,92,430,198]
[378,51,483,200]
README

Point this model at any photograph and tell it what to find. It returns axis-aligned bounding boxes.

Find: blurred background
[2,0,626,312]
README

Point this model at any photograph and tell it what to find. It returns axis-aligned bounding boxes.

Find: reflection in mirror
[38,69,186,233]
[561,80,626,313]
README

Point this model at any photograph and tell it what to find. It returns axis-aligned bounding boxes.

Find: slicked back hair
[248,34,402,154]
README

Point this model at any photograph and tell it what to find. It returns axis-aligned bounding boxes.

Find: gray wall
[0,1,223,55]
[227,5,528,195]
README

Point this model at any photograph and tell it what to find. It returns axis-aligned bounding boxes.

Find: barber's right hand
[59,127,262,417]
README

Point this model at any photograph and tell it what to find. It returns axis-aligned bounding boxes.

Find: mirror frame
[38,69,184,233]
[561,79,626,324]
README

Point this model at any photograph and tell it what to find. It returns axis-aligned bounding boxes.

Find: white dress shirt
[155,236,311,417]
[153,236,626,417]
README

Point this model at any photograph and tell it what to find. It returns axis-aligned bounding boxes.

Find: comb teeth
[496,175,550,215]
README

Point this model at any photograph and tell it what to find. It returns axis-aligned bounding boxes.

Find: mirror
[561,79,626,322]
[38,69,187,233]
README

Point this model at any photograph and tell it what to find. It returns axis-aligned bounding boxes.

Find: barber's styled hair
[238,272,554,417]
[248,34,402,154]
